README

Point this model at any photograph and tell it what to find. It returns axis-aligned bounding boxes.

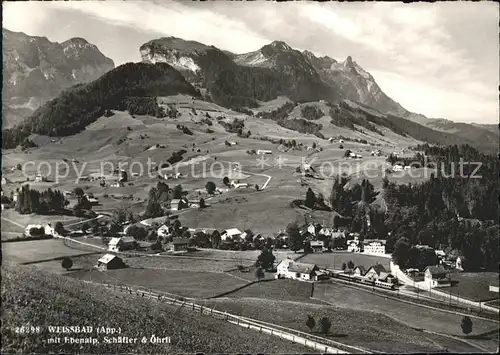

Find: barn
[96,254,127,270]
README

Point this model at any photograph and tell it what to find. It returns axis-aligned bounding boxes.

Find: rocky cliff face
[2,28,115,128]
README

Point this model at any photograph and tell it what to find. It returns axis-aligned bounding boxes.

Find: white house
[34,174,47,182]
[349,152,357,158]
[424,266,451,288]
[275,258,322,281]
[24,224,55,237]
[221,228,243,241]
[1,177,7,185]
[347,234,361,252]
[318,227,333,237]
[306,223,317,236]
[363,239,386,255]
[231,181,249,189]
[157,225,171,238]
[331,232,346,240]
[96,254,126,270]
[257,150,272,155]
[310,240,325,252]
[108,236,137,252]
[392,164,404,172]
[489,282,499,293]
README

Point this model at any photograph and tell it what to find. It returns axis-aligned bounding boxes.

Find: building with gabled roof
[353,265,366,277]
[364,264,388,280]
[96,254,127,270]
[221,228,243,241]
[424,265,451,288]
[170,238,190,252]
[108,236,138,252]
[275,258,324,281]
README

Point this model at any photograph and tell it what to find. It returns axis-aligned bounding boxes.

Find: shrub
[61,257,73,271]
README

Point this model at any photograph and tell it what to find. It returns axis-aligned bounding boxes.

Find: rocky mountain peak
[269,40,293,51]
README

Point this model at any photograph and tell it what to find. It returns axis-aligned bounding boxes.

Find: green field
[314,281,499,350]
[2,239,99,263]
[300,251,391,270]
[201,298,445,353]
[223,279,315,302]
[442,272,500,302]
[1,264,312,354]
[67,268,247,298]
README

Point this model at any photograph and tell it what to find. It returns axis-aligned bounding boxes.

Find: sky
[3,1,499,124]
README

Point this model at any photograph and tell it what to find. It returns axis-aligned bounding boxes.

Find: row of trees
[15,185,68,215]
[385,144,499,271]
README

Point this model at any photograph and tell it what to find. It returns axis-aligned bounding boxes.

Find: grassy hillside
[1,263,310,354]
[2,62,200,148]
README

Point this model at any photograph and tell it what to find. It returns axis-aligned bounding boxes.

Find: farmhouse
[489,281,499,293]
[24,224,54,237]
[34,174,47,182]
[231,181,249,189]
[424,266,451,288]
[170,198,189,211]
[170,238,190,252]
[96,254,127,270]
[392,164,404,172]
[157,225,171,238]
[310,240,325,253]
[353,265,366,276]
[108,236,138,252]
[331,231,346,239]
[347,235,361,252]
[257,150,272,155]
[363,239,386,255]
[318,227,333,237]
[275,258,323,281]
[221,228,243,241]
[364,264,388,280]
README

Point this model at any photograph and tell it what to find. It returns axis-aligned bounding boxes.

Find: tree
[341,262,347,271]
[306,315,316,333]
[319,316,332,335]
[73,188,84,197]
[347,260,355,271]
[205,181,216,195]
[305,188,316,209]
[339,144,344,149]
[461,316,472,335]
[255,267,265,281]
[54,222,65,236]
[81,222,90,234]
[287,222,305,252]
[255,247,276,270]
[392,237,411,269]
[173,185,183,199]
[172,219,181,231]
[61,257,73,271]
[199,198,206,209]
[223,176,230,186]
[211,230,221,248]
[344,149,352,158]
[255,184,259,191]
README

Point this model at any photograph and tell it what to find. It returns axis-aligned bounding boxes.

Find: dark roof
[172,238,190,245]
[367,264,387,275]
[288,262,318,274]
[354,265,366,274]
[425,265,447,275]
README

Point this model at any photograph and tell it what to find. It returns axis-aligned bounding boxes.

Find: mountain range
[2,29,497,153]
[2,28,115,128]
